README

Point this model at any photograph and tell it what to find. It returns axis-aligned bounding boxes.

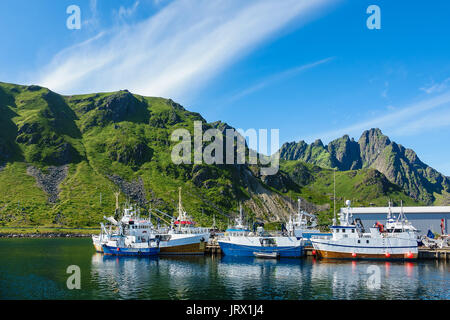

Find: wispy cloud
[303,91,450,142]
[228,57,334,102]
[114,1,140,21]
[34,0,337,100]
[83,0,100,30]
[420,78,450,94]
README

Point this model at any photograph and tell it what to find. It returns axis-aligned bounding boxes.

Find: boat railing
[311,235,332,240]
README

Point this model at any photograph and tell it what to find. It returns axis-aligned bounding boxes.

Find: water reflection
[1,239,447,300]
[89,253,449,300]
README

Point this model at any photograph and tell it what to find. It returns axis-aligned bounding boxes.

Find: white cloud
[115,1,140,21]
[420,78,450,94]
[303,91,450,142]
[35,0,337,101]
[228,57,334,102]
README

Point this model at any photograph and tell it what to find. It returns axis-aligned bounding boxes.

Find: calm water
[0,238,448,300]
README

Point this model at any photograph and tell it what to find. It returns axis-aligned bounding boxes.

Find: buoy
[407,252,414,259]
[312,250,316,255]
[385,252,390,258]
[352,252,356,257]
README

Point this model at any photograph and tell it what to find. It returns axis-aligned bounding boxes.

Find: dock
[205,239,222,255]
[206,242,449,260]
[418,247,449,260]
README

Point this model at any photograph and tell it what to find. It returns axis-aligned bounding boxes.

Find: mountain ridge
[280,128,450,205]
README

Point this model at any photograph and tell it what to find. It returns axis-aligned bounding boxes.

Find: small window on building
[357,240,360,243]
[366,240,369,244]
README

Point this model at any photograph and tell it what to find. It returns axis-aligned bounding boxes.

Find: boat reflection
[89,253,441,300]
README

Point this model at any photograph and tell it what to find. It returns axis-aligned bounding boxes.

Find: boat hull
[159,241,206,255]
[311,238,418,260]
[314,249,418,260]
[159,233,208,255]
[93,243,103,253]
[102,245,160,256]
[218,237,304,258]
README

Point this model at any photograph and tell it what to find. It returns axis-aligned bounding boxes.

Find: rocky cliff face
[280,128,450,204]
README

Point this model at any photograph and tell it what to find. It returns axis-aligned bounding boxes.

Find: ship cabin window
[357,240,361,243]
[342,229,346,233]
[366,240,369,244]
[351,229,355,233]
[335,229,339,233]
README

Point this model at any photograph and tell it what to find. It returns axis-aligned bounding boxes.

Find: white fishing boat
[93,189,210,255]
[153,188,210,255]
[311,200,418,260]
[218,204,304,258]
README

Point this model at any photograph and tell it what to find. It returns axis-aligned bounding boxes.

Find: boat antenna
[388,200,392,219]
[114,192,120,218]
[333,168,337,225]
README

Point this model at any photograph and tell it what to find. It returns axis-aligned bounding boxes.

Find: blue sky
[1,0,450,175]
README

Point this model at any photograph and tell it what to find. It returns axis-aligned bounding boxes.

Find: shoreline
[0,233,95,238]
[0,227,100,238]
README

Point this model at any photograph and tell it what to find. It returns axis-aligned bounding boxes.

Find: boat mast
[239,202,243,225]
[178,187,183,230]
[333,168,337,225]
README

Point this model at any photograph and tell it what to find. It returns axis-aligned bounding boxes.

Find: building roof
[340,206,450,214]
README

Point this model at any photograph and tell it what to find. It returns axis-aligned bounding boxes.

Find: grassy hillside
[0,81,425,231]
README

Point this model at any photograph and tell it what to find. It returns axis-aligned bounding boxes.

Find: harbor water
[0,238,448,300]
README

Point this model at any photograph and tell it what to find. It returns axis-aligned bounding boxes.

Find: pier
[205,239,222,255]
[418,247,449,260]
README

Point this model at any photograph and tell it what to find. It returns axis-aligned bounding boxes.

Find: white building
[340,205,449,235]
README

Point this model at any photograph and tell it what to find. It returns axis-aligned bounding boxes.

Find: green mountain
[0,82,426,230]
[280,129,450,205]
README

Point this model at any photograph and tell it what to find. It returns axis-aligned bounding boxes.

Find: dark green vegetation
[0,81,438,231]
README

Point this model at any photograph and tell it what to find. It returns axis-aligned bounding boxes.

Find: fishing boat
[92,223,111,252]
[92,192,122,252]
[217,204,304,258]
[102,206,160,256]
[152,188,210,255]
[102,235,160,256]
[310,200,418,260]
[286,198,331,245]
